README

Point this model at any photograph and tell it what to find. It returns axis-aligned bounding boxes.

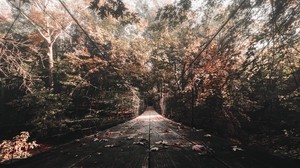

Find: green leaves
[154,0,191,28]
[89,0,139,25]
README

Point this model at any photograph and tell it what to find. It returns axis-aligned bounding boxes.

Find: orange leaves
[28,32,45,45]
[66,52,106,68]
[61,51,108,89]
[0,131,40,163]
[28,8,45,24]
[190,41,236,104]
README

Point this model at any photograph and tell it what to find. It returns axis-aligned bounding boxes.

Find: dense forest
[0,0,299,163]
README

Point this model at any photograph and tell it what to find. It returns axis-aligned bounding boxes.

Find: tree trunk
[48,43,54,89]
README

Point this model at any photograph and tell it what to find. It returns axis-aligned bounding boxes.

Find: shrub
[0,131,39,163]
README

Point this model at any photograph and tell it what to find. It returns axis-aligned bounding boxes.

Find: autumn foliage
[0,131,39,163]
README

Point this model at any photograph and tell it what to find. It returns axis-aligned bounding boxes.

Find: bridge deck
[11,107,300,168]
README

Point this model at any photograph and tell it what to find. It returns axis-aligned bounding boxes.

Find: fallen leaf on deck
[133,138,148,146]
[232,146,243,151]
[173,142,182,147]
[104,144,115,148]
[204,134,212,138]
[133,141,145,145]
[127,136,134,140]
[282,129,289,137]
[192,144,211,155]
[100,139,109,142]
[192,144,205,152]
[155,140,168,145]
[150,147,159,151]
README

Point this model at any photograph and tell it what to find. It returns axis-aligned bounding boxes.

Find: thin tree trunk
[48,43,54,89]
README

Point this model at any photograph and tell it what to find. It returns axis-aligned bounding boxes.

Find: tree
[6,0,91,89]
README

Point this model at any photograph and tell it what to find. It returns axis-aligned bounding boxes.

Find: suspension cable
[176,0,248,87]
[7,1,48,33]
[57,0,131,87]
[2,11,21,39]
[57,0,106,57]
